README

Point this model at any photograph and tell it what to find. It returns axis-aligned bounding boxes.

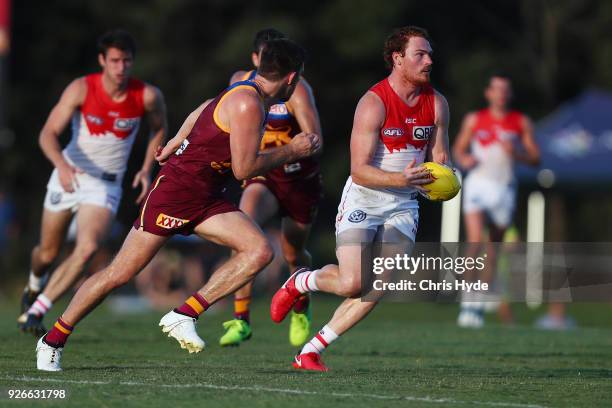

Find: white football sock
[295,269,319,294]
[27,294,52,317]
[300,325,338,355]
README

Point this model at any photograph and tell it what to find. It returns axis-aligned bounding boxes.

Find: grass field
[1,297,612,407]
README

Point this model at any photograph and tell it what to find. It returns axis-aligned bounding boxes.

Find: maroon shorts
[243,173,322,224]
[134,173,239,237]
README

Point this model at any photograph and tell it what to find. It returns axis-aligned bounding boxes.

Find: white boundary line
[5,376,547,408]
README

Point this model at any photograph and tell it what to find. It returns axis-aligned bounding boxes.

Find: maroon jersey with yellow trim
[242,70,320,182]
[164,81,263,198]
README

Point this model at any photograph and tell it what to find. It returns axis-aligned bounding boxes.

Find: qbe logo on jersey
[413,126,435,140]
[114,117,140,131]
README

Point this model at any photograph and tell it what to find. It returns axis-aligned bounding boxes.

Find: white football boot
[36,336,62,371]
[159,310,205,353]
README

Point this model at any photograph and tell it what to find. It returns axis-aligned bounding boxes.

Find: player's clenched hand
[290,132,321,158]
[57,163,83,193]
[402,159,433,192]
[155,143,175,165]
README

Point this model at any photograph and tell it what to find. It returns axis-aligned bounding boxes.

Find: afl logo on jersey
[348,210,366,223]
[382,128,404,138]
[86,114,103,126]
[413,126,435,140]
[114,117,140,131]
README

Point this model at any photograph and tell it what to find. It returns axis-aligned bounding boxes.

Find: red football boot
[270,268,308,323]
[292,352,329,372]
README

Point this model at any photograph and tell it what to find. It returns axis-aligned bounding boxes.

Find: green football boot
[289,304,311,347]
[219,319,252,347]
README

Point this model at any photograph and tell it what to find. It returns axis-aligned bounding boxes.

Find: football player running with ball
[270,26,450,371]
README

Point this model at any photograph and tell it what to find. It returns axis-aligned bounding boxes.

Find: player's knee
[35,245,60,265]
[249,241,274,270]
[338,275,362,297]
[73,241,99,261]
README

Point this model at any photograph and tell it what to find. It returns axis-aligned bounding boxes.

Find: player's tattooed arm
[39,77,87,193]
[155,99,212,165]
[350,92,431,190]
[133,85,168,203]
[452,111,478,171]
[428,91,450,165]
[227,89,319,180]
[287,79,323,156]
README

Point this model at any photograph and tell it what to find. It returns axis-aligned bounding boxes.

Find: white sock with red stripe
[295,269,319,294]
[27,294,52,317]
[300,325,338,355]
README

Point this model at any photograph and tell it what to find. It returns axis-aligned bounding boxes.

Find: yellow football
[420,162,461,202]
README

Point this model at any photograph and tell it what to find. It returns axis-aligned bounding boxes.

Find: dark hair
[383,26,431,69]
[257,39,306,81]
[97,29,137,57]
[253,28,286,53]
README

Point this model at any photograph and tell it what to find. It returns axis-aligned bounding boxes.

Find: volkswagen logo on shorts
[50,192,62,205]
[348,210,366,223]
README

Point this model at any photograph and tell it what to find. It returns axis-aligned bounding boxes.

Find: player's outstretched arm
[133,85,168,203]
[226,89,319,180]
[350,92,431,190]
[39,78,87,193]
[427,91,450,164]
[451,112,478,170]
[155,99,212,165]
[287,79,323,155]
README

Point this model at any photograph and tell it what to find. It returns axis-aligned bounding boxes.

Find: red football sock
[175,292,209,319]
[44,317,74,348]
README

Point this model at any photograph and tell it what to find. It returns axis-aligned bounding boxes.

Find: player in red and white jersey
[219,29,323,348]
[453,74,539,328]
[35,39,320,371]
[270,26,450,371]
[19,29,167,336]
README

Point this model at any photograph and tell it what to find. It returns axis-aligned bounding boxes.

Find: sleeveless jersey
[242,70,320,182]
[469,108,524,184]
[63,73,145,182]
[165,81,264,198]
[369,78,436,195]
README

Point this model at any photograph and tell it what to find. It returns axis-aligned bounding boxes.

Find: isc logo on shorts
[156,213,190,229]
[413,126,435,140]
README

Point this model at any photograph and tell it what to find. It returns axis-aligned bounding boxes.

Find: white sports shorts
[43,169,122,214]
[462,174,516,228]
[335,177,419,244]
